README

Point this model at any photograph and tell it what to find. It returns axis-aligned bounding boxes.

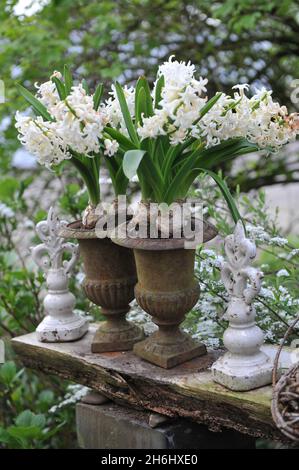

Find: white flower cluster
[246,223,288,247]
[196,248,224,274]
[105,56,298,150]
[0,202,15,219]
[104,138,119,157]
[201,85,299,150]
[190,180,299,348]
[287,248,299,260]
[138,56,208,144]
[16,72,113,167]
[49,384,89,413]
[16,58,299,166]
[15,112,69,166]
[276,269,289,278]
[35,71,60,108]
[49,83,108,156]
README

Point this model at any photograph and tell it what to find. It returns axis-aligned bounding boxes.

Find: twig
[273,314,299,386]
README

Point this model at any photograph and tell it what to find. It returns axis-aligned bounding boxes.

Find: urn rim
[58,220,99,239]
[111,218,217,251]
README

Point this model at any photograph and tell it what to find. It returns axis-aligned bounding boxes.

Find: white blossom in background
[200,249,224,269]
[191,244,299,348]
[191,318,221,349]
[277,269,289,277]
[269,236,288,247]
[169,128,187,145]
[287,248,299,260]
[49,384,89,413]
[246,223,288,247]
[127,300,156,335]
[260,287,275,300]
[0,202,15,219]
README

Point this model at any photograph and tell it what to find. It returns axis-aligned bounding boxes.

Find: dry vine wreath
[271,314,299,442]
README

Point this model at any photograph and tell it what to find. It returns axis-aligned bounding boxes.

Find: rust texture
[113,218,218,251]
[60,222,144,352]
[133,245,206,368]
[112,212,217,368]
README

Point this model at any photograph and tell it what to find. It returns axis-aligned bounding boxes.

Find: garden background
[0,0,298,448]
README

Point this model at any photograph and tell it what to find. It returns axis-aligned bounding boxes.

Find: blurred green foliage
[0,170,99,449]
[0,360,75,449]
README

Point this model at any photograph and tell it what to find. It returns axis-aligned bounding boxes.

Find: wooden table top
[12,324,283,441]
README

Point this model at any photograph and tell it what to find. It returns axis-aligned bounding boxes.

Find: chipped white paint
[212,221,273,391]
[31,207,89,342]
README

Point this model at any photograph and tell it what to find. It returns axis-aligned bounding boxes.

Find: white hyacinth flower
[104,139,119,157]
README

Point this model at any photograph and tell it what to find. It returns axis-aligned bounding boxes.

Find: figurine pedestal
[212,351,273,391]
[36,314,89,343]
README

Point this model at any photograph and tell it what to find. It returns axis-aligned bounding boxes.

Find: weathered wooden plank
[11,324,282,441]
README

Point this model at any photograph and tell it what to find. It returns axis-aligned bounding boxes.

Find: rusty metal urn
[113,220,217,368]
[59,221,144,352]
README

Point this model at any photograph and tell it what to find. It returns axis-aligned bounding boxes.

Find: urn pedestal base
[212,351,273,391]
[92,316,145,353]
[133,329,206,369]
